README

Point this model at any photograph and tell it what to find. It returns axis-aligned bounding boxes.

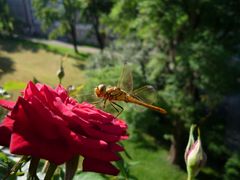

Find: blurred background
[1,0,240,179]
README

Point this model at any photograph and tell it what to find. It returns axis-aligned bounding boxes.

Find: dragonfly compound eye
[95,84,106,97]
[98,84,106,92]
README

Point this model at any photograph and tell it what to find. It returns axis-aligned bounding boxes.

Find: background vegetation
[1,0,240,179]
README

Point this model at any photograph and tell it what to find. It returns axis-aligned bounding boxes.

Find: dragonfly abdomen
[126,96,167,114]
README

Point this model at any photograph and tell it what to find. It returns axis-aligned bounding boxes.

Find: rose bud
[57,59,65,84]
[184,124,207,180]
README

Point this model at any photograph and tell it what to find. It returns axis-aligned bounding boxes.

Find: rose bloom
[0,81,128,175]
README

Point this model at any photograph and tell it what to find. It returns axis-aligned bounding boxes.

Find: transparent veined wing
[68,84,99,103]
[117,63,133,93]
[131,85,157,105]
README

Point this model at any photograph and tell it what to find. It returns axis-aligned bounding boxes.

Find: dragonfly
[94,64,167,117]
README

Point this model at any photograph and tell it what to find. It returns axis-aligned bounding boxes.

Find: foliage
[98,0,240,178]
[32,0,82,53]
[200,127,228,179]
[33,0,113,51]
[0,150,17,180]
[224,153,240,180]
[73,172,105,180]
[106,0,240,124]
[104,0,139,37]
[0,0,14,35]
[88,39,156,85]
[79,0,113,50]
[85,38,239,178]
[33,0,77,35]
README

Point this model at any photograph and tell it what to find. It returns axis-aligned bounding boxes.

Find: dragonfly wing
[132,85,157,105]
[117,63,133,93]
[69,84,100,103]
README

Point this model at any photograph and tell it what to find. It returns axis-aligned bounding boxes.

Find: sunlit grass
[0,37,91,99]
[3,81,26,91]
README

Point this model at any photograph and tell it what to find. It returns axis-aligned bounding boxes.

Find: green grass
[121,134,187,180]
[0,36,90,99]
[3,81,26,91]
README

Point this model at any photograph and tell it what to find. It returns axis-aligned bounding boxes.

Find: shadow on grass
[0,56,15,79]
[0,36,39,53]
[0,36,90,61]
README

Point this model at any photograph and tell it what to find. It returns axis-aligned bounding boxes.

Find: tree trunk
[69,23,79,54]
[92,15,105,51]
[169,120,185,166]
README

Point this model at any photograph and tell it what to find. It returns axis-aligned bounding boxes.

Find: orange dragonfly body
[94,64,167,117]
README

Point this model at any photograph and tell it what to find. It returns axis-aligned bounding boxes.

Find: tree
[106,0,240,168]
[0,0,14,35]
[33,0,81,53]
[79,0,113,50]
[33,0,113,52]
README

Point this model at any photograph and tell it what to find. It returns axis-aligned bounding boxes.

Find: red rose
[0,81,128,175]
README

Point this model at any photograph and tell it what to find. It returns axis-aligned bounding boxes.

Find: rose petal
[83,158,119,175]
[78,147,121,161]
[55,84,68,101]
[0,99,16,110]
[0,116,14,146]
[109,143,125,152]
[11,97,64,139]
[10,132,75,164]
[23,81,46,104]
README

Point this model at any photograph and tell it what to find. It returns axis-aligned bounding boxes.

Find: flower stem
[65,155,79,180]
[27,157,40,179]
[44,162,57,180]
[42,161,50,173]
[187,173,194,180]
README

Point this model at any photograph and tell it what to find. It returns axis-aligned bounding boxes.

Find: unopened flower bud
[57,56,66,84]
[184,125,207,180]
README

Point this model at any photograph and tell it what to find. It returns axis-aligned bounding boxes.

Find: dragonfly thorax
[95,84,107,97]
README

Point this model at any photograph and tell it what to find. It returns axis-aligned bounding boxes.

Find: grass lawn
[0,37,187,179]
[121,134,187,180]
[0,37,89,99]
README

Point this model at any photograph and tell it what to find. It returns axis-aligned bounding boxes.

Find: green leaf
[73,172,105,180]
[0,151,17,180]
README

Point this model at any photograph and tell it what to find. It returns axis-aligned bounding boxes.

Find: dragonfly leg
[92,99,104,105]
[103,99,107,109]
[110,102,119,113]
[111,102,124,117]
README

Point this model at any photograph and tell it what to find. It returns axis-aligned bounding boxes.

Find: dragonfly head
[95,84,106,97]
